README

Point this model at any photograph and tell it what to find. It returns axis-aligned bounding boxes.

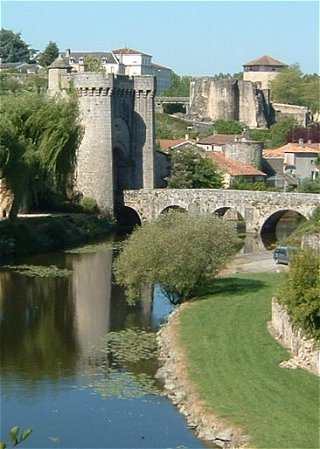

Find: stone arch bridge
[123,189,320,233]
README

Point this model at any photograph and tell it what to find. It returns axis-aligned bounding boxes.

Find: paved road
[221,250,288,276]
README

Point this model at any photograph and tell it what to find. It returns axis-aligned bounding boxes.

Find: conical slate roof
[243,55,287,67]
[49,54,70,69]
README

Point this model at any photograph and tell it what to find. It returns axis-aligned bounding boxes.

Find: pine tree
[38,41,59,67]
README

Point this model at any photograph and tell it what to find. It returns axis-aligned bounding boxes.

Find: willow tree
[0,93,82,219]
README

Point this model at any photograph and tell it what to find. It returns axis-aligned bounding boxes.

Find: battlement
[70,72,156,97]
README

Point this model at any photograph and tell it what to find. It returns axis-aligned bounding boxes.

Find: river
[0,211,302,448]
[0,236,212,449]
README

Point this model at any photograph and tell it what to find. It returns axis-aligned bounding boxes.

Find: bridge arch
[115,206,142,228]
[160,205,187,215]
[260,208,307,248]
[214,207,246,233]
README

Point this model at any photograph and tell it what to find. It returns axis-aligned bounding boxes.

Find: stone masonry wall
[124,189,320,233]
[271,299,319,375]
[189,78,271,128]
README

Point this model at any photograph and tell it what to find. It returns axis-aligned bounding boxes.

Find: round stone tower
[48,54,71,96]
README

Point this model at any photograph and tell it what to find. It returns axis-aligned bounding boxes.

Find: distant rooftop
[243,55,287,67]
[263,142,320,158]
[207,152,266,177]
[63,51,118,64]
[112,48,151,57]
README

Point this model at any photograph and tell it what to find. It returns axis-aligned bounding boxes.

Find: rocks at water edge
[156,307,249,449]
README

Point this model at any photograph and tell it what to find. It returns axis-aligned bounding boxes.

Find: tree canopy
[38,41,59,67]
[0,28,30,63]
[114,211,239,304]
[84,55,104,73]
[167,146,223,189]
[271,64,320,113]
[269,117,298,148]
[0,93,83,218]
[162,73,191,97]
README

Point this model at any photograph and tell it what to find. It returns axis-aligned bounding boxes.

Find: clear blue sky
[1,1,319,75]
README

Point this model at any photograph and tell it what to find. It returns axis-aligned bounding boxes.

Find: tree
[270,117,298,147]
[278,249,320,339]
[167,146,223,189]
[271,64,320,113]
[0,29,30,63]
[114,211,239,304]
[162,72,191,97]
[38,41,59,67]
[0,93,83,218]
[84,55,104,73]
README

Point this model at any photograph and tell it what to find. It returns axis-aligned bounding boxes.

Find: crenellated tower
[48,58,156,215]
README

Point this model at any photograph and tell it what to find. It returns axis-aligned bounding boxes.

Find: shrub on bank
[114,211,239,305]
[0,214,114,259]
[278,249,320,340]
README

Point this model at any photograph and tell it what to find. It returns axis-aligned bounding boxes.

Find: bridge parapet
[123,189,320,233]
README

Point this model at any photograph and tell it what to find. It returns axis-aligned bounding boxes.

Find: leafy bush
[79,196,98,214]
[213,120,243,135]
[231,179,280,192]
[114,211,239,304]
[168,146,223,189]
[278,250,320,340]
[270,117,298,147]
[297,178,320,194]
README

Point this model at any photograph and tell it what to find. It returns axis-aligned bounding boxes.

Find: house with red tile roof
[206,152,266,187]
[263,142,320,183]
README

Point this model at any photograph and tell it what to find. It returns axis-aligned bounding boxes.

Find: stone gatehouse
[48,56,156,214]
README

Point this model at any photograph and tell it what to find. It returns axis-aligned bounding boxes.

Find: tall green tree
[162,73,191,97]
[38,41,59,67]
[270,117,297,147]
[271,64,320,113]
[0,93,82,218]
[168,146,223,189]
[0,29,30,63]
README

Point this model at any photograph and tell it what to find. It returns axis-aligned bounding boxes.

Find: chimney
[65,49,71,58]
[298,138,304,146]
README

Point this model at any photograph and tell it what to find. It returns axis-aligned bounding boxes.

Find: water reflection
[0,241,209,448]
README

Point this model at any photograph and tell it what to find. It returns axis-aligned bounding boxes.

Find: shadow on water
[0,236,213,448]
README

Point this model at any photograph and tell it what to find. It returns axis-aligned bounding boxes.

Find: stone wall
[49,68,157,215]
[224,140,263,168]
[189,78,271,128]
[273,103,310,127]
[271,299,319,375]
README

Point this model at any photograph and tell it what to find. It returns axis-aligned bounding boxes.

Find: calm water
[0,238,210,449]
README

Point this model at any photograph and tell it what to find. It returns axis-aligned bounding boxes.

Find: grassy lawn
[178,273,319,448]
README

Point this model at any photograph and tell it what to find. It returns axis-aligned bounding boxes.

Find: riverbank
[0,214,115,260]
[157,273,319,449]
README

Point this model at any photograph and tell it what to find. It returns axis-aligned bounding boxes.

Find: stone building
[243,55,287,90]
[62,48,172,94]
[263,142,320,183]
[48,55,157,215]
[188,78,272,128]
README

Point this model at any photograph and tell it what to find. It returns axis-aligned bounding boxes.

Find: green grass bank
[178,273,319,448]
[0,214,114,260]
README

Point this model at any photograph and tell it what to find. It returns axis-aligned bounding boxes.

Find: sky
[1,1,319,75]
